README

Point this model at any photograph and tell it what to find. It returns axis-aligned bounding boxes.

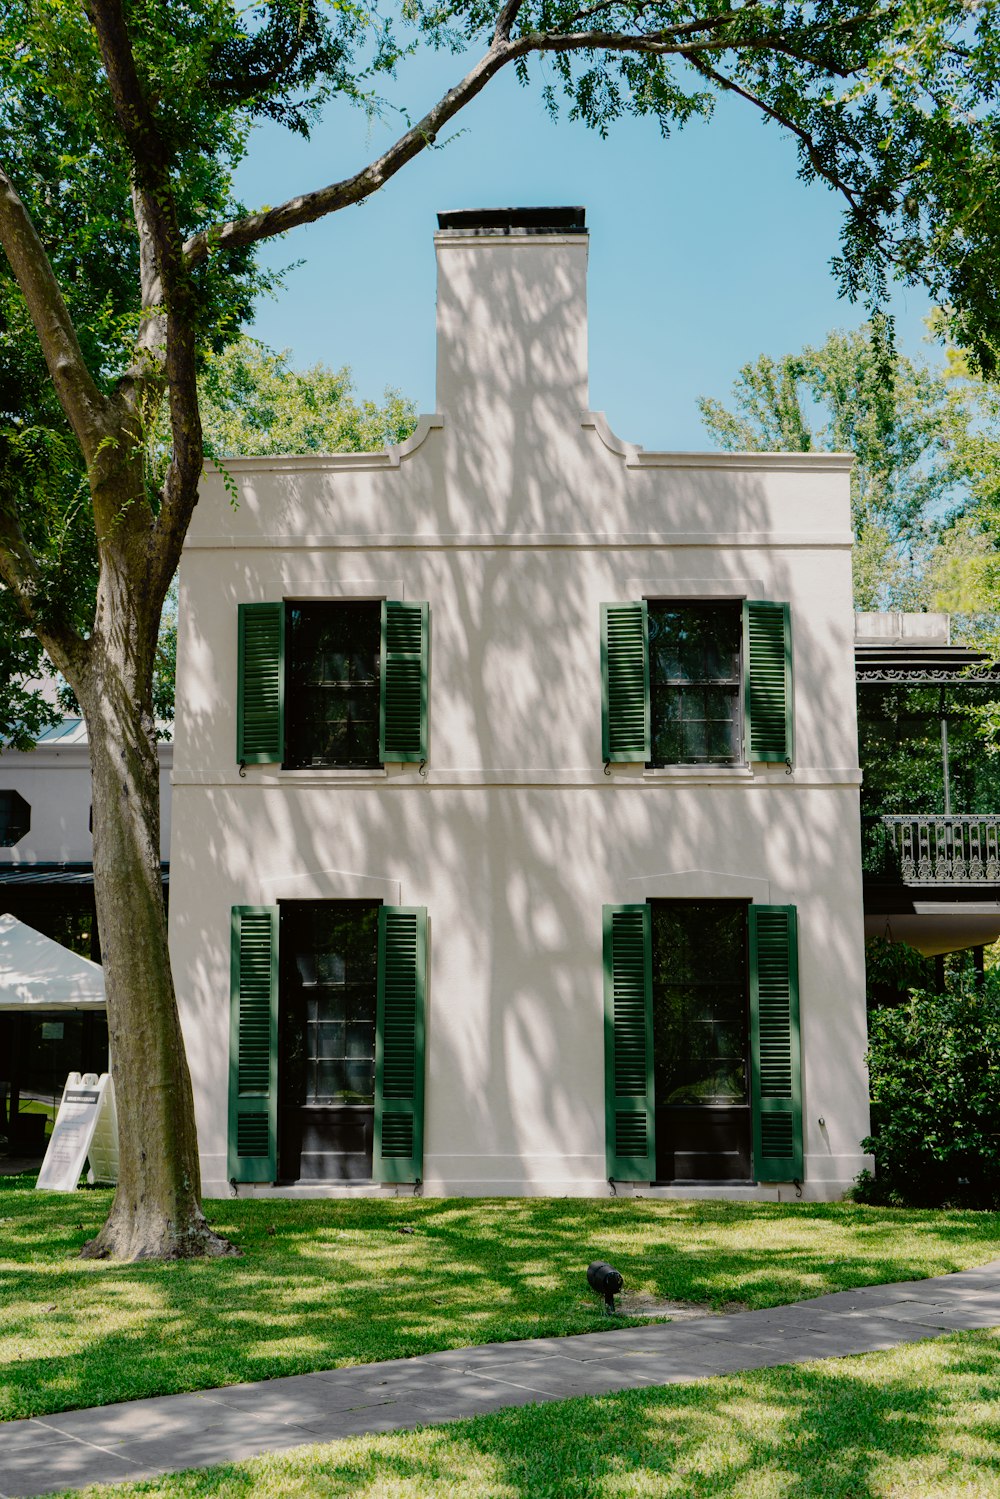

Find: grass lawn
[46,1330,1000,1498]
[1,1174,998,1423]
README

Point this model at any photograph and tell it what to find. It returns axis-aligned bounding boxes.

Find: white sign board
[35,1072,119,1192]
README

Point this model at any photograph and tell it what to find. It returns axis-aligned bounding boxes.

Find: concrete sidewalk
[3,1259,999,1498]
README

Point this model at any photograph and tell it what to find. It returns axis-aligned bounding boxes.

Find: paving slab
[2,1257,997,1499]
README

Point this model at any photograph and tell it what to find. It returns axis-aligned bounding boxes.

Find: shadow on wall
[171,218,862,1178]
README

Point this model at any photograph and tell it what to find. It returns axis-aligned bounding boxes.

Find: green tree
[197,338,416,460]
[4,0,1000,1259]
[697,325,964,608]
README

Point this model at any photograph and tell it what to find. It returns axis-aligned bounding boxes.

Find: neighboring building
[0,719,170,1156]
[170,206,872,1201]
[856,611,1000,963]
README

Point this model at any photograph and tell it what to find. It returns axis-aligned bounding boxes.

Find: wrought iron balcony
[871,815,1000,885]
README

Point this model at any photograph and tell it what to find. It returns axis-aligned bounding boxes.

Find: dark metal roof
[437,207,586,234]
[0,863,169,886]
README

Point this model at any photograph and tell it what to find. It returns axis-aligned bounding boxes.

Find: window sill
[641,765,752,780]
[263,766,389,781]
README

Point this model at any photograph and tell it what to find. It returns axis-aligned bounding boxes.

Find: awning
[0,914,106,1010]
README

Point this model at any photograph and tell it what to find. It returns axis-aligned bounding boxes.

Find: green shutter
[749,904,803,1183]
[228,906,279,1184]
[374,906,426,1183]
[380,601,429,762]
[237,603,284,764]
[743,601,793,763]
[601,602,650,762]
[603,904,655,1180]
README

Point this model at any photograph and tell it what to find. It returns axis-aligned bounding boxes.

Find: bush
[864,936,935,1007]
[858,977,1000,1208]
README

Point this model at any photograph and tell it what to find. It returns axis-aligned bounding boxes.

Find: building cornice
[582,411,855,471]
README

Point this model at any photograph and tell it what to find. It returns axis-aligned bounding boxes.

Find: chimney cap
[436,206,586,235]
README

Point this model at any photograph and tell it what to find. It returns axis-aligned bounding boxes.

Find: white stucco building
[169,206,872,1200]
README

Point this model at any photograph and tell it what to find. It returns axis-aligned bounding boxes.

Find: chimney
[434,207,589,427]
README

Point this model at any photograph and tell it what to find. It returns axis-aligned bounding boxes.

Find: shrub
[858,977,1000,1208]
[864,936,935,1007]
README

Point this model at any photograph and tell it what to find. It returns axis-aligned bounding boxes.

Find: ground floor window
[278,901,379,1182]
[229,900,426,1187]
[604,899,802,1186]
[651,901,751,1183]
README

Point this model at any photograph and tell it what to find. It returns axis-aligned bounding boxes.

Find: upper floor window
[237,599,429,770]
[601,597,793,767]
[0,790,30,847]
[285,602,381,770]
[648,603,742,766]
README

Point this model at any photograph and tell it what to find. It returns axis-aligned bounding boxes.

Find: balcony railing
[874,815,1000,884]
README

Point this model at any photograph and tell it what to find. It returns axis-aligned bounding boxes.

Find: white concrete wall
[170,221,870,1199]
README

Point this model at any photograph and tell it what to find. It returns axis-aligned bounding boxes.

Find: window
[651,901,751,1182]
[601,598,793,766]
[278,901,379,1181]
[229,902,427,1186]
[603,901,802,1184]
[0,791,30,847]
[285,603,381,769]
[237,599,429,768]
[648,604,742,766]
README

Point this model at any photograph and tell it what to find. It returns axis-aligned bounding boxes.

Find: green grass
[1,1174,998,1423]
[48,1330,1000,1498]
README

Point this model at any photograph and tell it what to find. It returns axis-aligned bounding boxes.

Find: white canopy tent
[0,914,106,1011]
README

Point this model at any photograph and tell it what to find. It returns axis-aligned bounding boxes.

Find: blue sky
[235,44,936,450]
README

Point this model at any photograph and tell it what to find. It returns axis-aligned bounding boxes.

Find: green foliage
[197,338,418,458]
[698,325,964,609]
[858,684,1000,864]
[864,937,934,1007]
[859,976,1000,1208]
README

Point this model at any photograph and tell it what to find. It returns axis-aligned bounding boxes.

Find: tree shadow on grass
[233,1331,1000,1499]
[2,1177,999,1424]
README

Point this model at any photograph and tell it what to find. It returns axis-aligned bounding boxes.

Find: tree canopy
[699,322,1000,615]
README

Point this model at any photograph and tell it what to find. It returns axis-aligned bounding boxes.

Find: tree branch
[85,0,204,603]
[0,165,113,465]
[494,0,526,46]
[0,510,88,681]
[184,16,869,266]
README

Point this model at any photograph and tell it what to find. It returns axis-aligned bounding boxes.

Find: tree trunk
[77,570,235,1260]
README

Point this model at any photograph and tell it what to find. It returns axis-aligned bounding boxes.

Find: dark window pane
[279,903,379,1108]
[285,602,381,768]
[652,902,749,1106]
[648,603,742,765]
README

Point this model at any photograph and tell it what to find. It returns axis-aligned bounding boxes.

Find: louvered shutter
[374,906,426,1183]
[603,904,655,1180]
[237,603,285,764]
[380,601,428,763]
[743,601,793,763]
[228,906,279,1183]
[601,602,650,762]
[749,904,803,1183]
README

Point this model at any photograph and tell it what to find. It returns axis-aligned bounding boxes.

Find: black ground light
[587,1260,624,1313]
